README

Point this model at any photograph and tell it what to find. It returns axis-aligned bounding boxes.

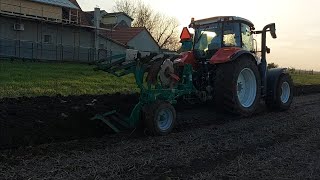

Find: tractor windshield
[193,22,242,59]
[194,23,223,52]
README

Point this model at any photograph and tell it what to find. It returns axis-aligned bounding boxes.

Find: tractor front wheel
[143,101,176,136]
[214,56,261,116]
[266,73,293,111]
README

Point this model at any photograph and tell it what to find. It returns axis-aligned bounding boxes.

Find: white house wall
[0,15,126,62]
[128,30,159,52]
[98,36,126,57]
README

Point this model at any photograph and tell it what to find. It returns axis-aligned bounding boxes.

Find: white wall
[127,30,159,52]
[98,36,126,55]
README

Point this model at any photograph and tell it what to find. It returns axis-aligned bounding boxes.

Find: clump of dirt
[0,93,138,149]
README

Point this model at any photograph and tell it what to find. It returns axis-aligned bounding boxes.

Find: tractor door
[241,23,254,52]
[222,22,241,47]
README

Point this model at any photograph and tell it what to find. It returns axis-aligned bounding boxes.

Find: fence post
[55,45,58,61]
[98,49,100,61]
[61,45,64,61]
[19,40,21,58]
[87,48,90,62]
[31,42,34,60]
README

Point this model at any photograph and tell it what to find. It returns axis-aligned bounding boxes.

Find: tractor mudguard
[230,50,257,62]
[266,68,287,99]
[210,48,256,64]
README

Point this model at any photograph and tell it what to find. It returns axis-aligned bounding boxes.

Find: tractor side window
[241,24,254,51]
[223,23,241,47]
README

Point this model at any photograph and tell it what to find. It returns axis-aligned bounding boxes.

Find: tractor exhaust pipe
[256,23,277,96]
[261,23,277,65]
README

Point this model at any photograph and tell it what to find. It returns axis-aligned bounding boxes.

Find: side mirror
[189,17,195,28]
[270,24,277,39]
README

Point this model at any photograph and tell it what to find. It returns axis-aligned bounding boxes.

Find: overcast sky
[77,0,320,70]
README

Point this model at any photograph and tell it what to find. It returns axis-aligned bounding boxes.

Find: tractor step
[91,110,130,133]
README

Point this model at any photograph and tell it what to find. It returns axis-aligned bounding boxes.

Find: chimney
[94,7,101,29]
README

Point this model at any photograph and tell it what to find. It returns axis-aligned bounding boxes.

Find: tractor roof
[193,16,254,28]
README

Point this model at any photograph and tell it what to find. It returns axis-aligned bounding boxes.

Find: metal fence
[287,68,320,75]
[0,38,122,63]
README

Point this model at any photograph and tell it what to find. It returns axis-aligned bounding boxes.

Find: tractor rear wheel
[214,56,261,116]
[266,73,293,111]
[143,101,176,136]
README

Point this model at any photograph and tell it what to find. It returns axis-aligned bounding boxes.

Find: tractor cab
[181,16,255,60]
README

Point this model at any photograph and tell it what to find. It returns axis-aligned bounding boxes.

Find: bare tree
[113,0,180,51]
[112,0,136,18]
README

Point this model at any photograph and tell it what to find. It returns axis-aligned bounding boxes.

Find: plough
[92,50,196,135]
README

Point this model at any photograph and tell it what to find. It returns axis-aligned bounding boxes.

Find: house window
[43,35,52,44]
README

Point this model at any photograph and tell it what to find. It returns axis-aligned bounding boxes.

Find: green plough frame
[91,54,196,132]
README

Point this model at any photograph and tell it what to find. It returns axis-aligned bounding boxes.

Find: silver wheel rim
[280,82,290,104]
[237,68,257,108]
[157,108,173,131]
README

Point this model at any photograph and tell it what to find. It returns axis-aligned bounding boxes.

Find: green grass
[1,60,319,98]
[290,73,320,85]
[0,60,137,98]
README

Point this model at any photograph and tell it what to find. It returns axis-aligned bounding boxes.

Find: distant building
[0,0,160,62]
[84,10,160,52]
[107,27,160,52]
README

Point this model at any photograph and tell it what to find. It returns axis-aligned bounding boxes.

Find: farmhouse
[0,0,160,62]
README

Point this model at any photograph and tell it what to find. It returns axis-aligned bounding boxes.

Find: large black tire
[213,56,261,116]
[143,101,176,136]
[266,73,293,111]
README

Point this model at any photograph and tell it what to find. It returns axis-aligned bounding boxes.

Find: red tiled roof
[103,27,145,45]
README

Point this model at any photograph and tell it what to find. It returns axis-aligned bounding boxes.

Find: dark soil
[295,84,320,96]
[0,85,320,150]
[0,93,138,149]
[0,93,320,179]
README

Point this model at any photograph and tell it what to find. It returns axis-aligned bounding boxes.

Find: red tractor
[95,16,294,135]
[177,16,293,116]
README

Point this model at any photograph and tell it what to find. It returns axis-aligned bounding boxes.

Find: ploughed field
[1,60,320,179]
[1,91,320,179]
[1,85,320,149]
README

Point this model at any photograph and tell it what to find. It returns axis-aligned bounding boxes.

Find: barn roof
[29,0,79,9]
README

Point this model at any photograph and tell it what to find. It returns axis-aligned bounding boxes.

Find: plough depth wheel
[143,101,176,136]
